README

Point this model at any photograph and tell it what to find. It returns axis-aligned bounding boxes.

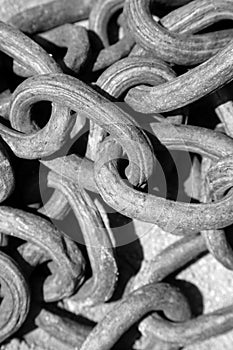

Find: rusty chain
[1,0,233,349]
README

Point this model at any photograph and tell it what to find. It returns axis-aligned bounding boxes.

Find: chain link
[0,0,233,349]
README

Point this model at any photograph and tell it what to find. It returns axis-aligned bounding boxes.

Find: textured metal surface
[1,0,233,349]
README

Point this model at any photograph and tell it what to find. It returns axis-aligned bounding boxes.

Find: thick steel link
[0,21,73,157]
[97,56,176,98]
[9,73,154,186]
[88,56,177,159]
[126,38,233,113]
[46,170,118,308]
[125,0,233,65]
[125,0,233,113]
[0,207,84,301]
[1,0,233,348]
[90,0,233,71]
[198,95,233,270]
[94,123,233,234]
[80,282,191,350]
[140,305,233,347]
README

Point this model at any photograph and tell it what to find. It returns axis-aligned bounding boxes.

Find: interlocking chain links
[2,0,233,348]
[9,73,154,187]
[126,1,233,112]
[84,235,233,349]
[88,56,177,160]
[207,155,233,200]
[125,235,205,348]
[127,234,233,346]
[125,1,233,113]
[97,56,176,98]
[94,123,233,234]
[0,0,95,34]
[125,0,233,65]
[91,0,233,71]
[199,153,233,270]
[126,37,233,113]
[198,100,233,270]
[0,21,74,158]
[0,207,84,301]
[139,305,233,348]
[42,123,233,234]
[80,282,191,350]
[0,251,30,343]
[46,171,118,308]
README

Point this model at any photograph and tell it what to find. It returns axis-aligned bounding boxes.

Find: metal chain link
[1,0,233,349]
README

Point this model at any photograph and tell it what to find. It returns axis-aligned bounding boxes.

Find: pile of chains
[2,0,233,349]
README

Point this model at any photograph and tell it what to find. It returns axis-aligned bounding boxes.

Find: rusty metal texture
[1,0,233,350]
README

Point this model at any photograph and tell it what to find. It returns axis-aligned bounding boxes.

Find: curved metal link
[94,124,233,234]
[9,73,154,186]
[0,207,84,301]
[0,21,73,157]
[0,251,30,343]
[88,56,177,159]
[140,305,233,347]
[200,155,233,270]
[125,0,233,65]
[126,37,233,113]
[47,170,118,308]
[80,282,191,350]
[1,0,233,348]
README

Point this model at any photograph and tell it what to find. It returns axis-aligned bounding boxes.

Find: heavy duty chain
[2,0,233,349]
